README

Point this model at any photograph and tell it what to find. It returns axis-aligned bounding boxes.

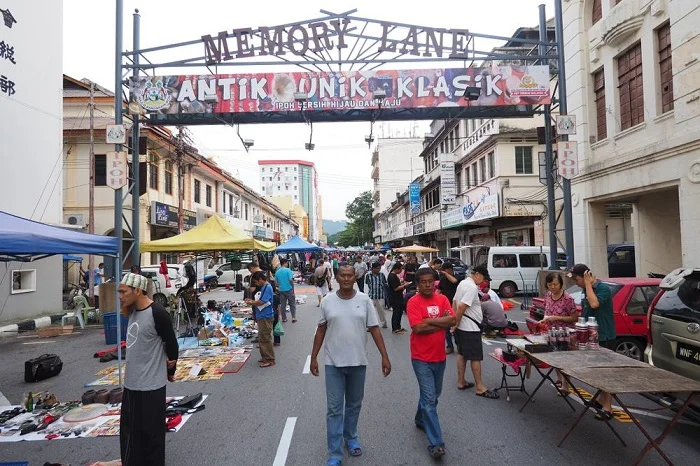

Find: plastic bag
[273,320,285,337]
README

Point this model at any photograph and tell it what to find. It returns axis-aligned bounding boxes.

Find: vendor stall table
[560,365,700,465]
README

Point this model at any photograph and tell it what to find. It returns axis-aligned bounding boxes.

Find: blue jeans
[325,365,367,461]
[412,359,446,448]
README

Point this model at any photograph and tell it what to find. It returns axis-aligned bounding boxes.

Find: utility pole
[88,81,95,303]
[176,126,185,234]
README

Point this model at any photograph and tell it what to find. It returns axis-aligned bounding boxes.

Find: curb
[9,313,65,334]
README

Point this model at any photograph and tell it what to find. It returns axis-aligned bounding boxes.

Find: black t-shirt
[438,275,458,302]
[404,262,418,282]
[387,273,403,301]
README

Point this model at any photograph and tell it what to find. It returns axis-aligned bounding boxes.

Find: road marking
[482,338,492,346]
[22,341,55,344]
[273,416,297,466]
[0,390,11,407]
[302,355,311,374]
[508,298,522,305]
[509,320,527,324]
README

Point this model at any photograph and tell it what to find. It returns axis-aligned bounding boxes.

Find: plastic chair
[72,295,97,324]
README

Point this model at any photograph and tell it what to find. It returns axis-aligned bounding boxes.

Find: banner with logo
[409,183,421,215]
[440,153,456,205]
[441,193,500,228]
[130,65,551,114]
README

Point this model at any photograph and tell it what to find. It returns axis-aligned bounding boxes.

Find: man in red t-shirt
[407,268,456,460]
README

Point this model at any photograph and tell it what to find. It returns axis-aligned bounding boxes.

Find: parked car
[474,246,567,298]
[437,257,469,281]
[645,268,700,381]
[526,277,661,360]
[607,243,635,277]
[139,264,185,307]
[207,261,251,287]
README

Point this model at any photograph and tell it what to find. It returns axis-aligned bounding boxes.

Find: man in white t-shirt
[451,265,499,399]
[310,264,391,466]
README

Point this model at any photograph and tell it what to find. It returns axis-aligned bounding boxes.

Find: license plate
[676,342,700,366]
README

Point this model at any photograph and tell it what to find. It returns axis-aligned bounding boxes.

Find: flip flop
[594,410,614,421]
[259,361,275,368]
[346,439,363,457]
[326,459,342,466]
[475,389,500,399]
[457,382,475,390]
[428,445,446,458]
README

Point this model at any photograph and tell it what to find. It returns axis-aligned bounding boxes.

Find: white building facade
[563,0,700,276]
[371,138,424,219]
[0,1,64,322]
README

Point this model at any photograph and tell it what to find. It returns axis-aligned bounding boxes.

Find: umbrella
[394,244,439,253]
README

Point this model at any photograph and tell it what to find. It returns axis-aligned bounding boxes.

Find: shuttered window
[617,43,644,130]
[657,23,674,113]
[593,69,607,140]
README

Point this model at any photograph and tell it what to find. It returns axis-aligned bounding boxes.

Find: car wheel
[209,278,218,289]
[499,281,517,299]
[153,293,168,307]
[615,338,645,361]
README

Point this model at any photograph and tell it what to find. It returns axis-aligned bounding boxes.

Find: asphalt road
[1,286,699,465]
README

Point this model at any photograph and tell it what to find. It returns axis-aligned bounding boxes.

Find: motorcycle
[65,282,87,309]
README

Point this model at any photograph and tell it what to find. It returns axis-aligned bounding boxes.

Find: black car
[608,244,635,277]
[437,257,469,281]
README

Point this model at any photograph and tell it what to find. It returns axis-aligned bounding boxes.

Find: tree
[342,191,374,246]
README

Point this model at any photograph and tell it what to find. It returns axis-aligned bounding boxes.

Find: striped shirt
[364,272,386,299]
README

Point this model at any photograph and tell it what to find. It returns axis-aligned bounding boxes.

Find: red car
[525,277,661,360]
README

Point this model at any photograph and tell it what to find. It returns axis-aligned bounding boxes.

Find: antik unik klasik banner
[130,66,550,115]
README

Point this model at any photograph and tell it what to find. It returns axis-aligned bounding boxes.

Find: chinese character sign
[409,183,421,215]
[130,65,551,115]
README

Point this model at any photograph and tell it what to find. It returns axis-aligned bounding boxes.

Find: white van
[473,246,566,298]
[140,264,185,306]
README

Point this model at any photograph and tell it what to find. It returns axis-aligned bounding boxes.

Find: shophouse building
[562,0,700,276]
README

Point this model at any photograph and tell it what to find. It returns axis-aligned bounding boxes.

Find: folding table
[560,365,700,465]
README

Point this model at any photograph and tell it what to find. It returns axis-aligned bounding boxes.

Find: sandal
[475,389,500,399]
[428,445,446,458]
[457,382,475,390]
[346,439,362,457]
[259,361,275,368]
[554,380,563,388]
[326,459,341,466]
[594,410,614,421]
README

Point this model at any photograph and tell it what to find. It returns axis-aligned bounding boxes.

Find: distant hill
[323,219,347,236]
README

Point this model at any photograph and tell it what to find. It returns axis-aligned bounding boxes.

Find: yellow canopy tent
[394,244,440,253]
[140,215,276,252]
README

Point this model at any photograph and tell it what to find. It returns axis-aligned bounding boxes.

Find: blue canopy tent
[0,211,119,261]
[276,235,321,252]
[379,243,391,251]
[63,254,84,262]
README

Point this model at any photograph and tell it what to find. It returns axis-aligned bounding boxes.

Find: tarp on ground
[140,215,275,253]
[0,211,119,261]
[276,236,321,253]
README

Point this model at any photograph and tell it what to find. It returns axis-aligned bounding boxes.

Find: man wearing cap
[119,273,179,466]
[451,266,499,399]
[568,263,615,419]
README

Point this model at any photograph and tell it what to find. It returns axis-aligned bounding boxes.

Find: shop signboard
[130,65,551,115]
[150,201,197,230]
[413,222,425,235]
[253,225,267,238]
[409,183,421,215]
[441,194,499,228]
[440,153,456,205]
[106,151,128,189]
[557,141,579,179]
[425,210,442,233]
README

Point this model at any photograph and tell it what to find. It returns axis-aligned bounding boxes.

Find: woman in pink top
[542,273,578,392]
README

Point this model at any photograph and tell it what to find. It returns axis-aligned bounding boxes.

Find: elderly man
[310,264,391,466]
[119,273,178,466]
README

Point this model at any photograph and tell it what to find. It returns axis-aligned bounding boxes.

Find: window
[519,253,547,268]
[617,42,644,130]
[262,177,265,182]
[164,161,173,195]
[244,203,248,220]
[294,194,298,199]
[471,162,478,185]
[294,167,297,171]
[423,187,440,210]
[194,179,201,203]
[205,185,212,207]
[294,185,297,190]
[277,186,281,191]
[657,22,674,113]
[285,167,288,172]
[465,166,471,189]
[11,269,36,294]
[149,154,159,190]
[294,176,297,181]
[479,157,486,182]
[285,185,289,191]
[593,69,607,140]
[455,169,462,193]
[592,0,602,25]
[515,146,533,174]
[492,254,517,268]
[222,193,226,213]
[626,287,650,316]
[269,177,272,181]
[95,154,106,186]
[262,167,265,172]
[488,152,495,179]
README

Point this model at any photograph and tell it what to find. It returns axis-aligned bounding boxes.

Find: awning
[140,215,275,253]
[63,254,84,262]
[276,236,321,252]
[0,211,119,262]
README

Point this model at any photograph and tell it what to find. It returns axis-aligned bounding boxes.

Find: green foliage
[331,191,374,247]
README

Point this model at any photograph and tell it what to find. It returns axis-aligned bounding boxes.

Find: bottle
[25,392,33,411]
[568,328,577,350]
[556,325,566,350]
[576,317,588,351]
[587,317,599,349]
[549,326,557,348]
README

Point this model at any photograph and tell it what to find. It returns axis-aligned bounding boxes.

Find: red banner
[131,65,550,114]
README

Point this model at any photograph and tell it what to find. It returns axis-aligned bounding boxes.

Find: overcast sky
[63,0,554,220]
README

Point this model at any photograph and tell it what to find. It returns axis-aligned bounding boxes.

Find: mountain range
[323,219,347,236]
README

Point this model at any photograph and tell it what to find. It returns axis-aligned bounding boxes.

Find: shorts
[316,283,329,296]
[455,329,483,361]
[600,339,616,350]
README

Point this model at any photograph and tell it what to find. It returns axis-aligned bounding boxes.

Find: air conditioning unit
[64,213,86,227]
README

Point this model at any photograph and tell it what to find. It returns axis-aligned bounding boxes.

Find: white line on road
[509,320,527,324]
[273,416,297,466]
[482,339,492,346]
[302,355,311,374]
[22,341,55,345]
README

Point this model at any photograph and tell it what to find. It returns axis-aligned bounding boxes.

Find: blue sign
[409,183,421,215]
